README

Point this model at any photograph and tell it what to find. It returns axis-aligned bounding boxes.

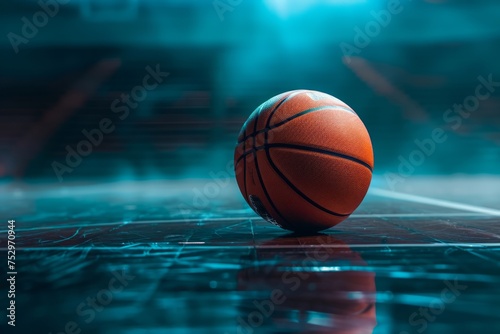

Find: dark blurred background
[1,0,499,183]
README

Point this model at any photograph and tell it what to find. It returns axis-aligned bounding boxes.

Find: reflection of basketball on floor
[237,235,377,333]
[234,90,374,232]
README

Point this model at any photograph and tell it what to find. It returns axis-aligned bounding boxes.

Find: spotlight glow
[265,0,368,18]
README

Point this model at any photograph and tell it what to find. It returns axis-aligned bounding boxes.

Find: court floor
[1,176,500,333]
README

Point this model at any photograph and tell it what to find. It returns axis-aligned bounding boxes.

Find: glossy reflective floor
[1,177,500,334]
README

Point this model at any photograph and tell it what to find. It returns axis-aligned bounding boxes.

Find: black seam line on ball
[253,151,288,227]
[273,105,355,127]
[243,140,248,199]
[265,148,351,218]
[252,104,259,147]
[252,110,288,226]
[265,92,297,128]
[235,143,373,173]
[239,95,286,143]
[237,105,356,144]
[264,128,296,231]
[360,302,376,315]
[250,109,259,200]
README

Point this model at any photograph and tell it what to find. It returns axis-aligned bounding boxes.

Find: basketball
[234,90,374,232]
[237,235,377,332]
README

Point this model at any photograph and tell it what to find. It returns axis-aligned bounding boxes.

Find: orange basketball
[234,90,374,232]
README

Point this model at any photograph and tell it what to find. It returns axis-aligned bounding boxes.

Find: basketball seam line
[251,108,290,230]
[235,143,373,172]
[265,91,299,128]
[243,139,248,199]
[264,121,298,231]
[237,105,356,144]
[264,145,351,218]
[253,151,289,227]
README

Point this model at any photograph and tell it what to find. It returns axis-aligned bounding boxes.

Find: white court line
[1,243,500,251]
[0,212,492,233]
[351,213,486,218]
[254,243,500,248]
[371,188,500,217]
